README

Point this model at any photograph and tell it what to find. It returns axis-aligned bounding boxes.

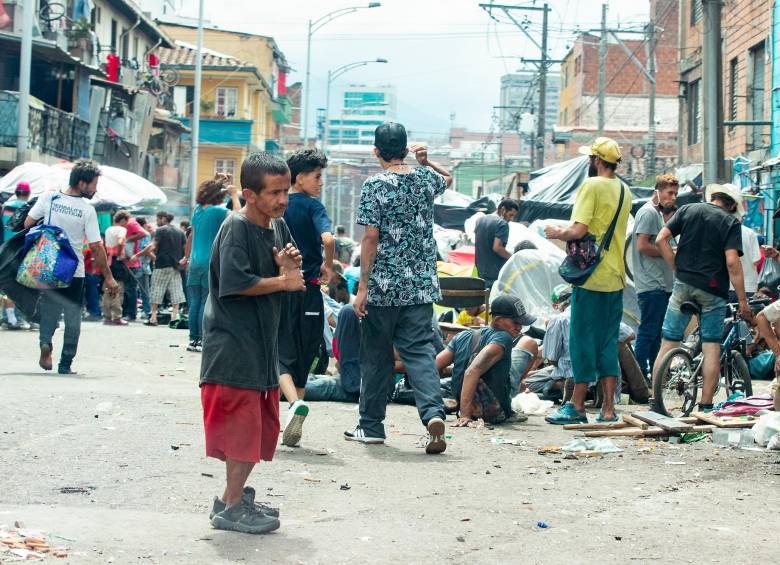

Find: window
[749,41,766,149]
[563,108,568,125]
[690,0,702,26]
[574,56,581,76]
[121,28,129,60]
[110,20,118,52]
[214,159,236,178]
[216,87,238,117]
[728,57,738,128]
[687,79,701,145]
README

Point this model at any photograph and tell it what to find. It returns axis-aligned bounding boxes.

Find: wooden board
[584,424,716,438]
[631,411,694,432]
[562,421,628,431]
[621,414,649,430]
[692,412,758,429]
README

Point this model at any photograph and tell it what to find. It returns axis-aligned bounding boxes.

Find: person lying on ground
[436,295,537,427]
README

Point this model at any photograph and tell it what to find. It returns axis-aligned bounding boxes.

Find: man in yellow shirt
[543,137,630,424]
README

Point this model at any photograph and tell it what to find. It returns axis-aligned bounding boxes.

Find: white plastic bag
[752,412,780,447]
[511,391,554,416]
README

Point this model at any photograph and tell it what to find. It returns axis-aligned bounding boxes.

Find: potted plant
[200,100,215,116]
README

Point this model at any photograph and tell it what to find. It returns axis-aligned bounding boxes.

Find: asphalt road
[1,322,779,564]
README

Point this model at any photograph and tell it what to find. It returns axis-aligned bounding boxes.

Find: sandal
[144,320,158,326]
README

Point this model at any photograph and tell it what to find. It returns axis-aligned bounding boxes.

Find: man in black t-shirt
[653,184,752,411]
[199,152,305,535]
[474,199,519,290]
[134,211,186,326]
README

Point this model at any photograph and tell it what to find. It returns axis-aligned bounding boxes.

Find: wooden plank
[631,411,694,432]
[692,412,758,428]
[562,421,628,431]
[621,414,649,429]
[584,424,715,438]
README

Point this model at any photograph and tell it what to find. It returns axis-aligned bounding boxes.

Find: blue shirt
[190,205,229,275]
[283,192,333,282]
[447,326,514,416]
[356,167,446,307]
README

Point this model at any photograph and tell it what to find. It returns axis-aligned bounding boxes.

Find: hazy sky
[183,0,650,137]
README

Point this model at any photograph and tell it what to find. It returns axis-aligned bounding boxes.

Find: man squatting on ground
[199,152,306,535]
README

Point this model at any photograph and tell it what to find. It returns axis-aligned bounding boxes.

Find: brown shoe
[425,417,447,455]
[39,343,53,371]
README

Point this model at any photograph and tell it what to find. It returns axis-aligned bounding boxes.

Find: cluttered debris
[1,524,68,560]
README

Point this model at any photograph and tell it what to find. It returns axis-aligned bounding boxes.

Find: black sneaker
[343,426,384,444]
[425,417,447,455]
[209,487,279,519]
[211,503,280,535]
[186,340,199,352]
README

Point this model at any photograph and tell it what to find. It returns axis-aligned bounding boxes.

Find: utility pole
[702,0,724,184]
[16,0,34,165]
[479,2,556,170]
[597,4,607,137]
[189,0,204,213]
[646,20,657,178]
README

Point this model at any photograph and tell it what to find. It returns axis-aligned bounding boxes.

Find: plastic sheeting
[0,162,167,208]
[434,195,498,231]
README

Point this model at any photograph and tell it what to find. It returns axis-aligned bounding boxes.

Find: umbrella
[0,162,167,208]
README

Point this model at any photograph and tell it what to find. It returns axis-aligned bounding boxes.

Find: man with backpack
[543,137,631,425]
[24,159,119,374]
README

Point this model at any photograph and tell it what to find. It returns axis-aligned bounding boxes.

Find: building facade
[678,0,773,167]
[555,0,680,179]
[325,84,397,150]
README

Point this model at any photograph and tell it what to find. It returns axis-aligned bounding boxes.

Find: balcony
[178,117,253,146]
[0,91,90,163]
[272,95,292,125]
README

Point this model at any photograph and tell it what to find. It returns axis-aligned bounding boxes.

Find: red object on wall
[448,246,476,267]
[278,70,287,96]
[106,53,120,82]
[148,52,159,69]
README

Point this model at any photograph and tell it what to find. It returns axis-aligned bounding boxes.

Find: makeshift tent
[0,162,167,209]
[434,193,498,231]
[517,156,698,224]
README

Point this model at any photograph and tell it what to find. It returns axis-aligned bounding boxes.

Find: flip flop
[144,320,158,326]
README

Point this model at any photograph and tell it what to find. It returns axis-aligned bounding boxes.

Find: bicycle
[652,298,767,417]
[137,67,179,96]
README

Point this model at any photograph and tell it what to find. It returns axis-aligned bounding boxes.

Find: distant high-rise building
[326,84,397,148]
[499,70,560,133]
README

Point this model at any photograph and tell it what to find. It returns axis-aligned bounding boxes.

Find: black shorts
[278,282,324,388]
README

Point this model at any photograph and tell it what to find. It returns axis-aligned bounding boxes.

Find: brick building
[555,0,680,180]
[678,0,772,167]
[281,81,304,155]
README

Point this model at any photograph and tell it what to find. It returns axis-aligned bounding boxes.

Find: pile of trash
[0,523,68,560]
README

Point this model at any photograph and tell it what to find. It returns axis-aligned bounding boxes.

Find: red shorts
[201,384,280,463]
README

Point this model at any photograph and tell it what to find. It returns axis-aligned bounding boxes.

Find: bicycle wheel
[725,351,753,397]
[39,2,66,23]
[159,68,180,86]
[653,347,698,417]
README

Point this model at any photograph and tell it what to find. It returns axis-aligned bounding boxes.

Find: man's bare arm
[655,227,676,271]
[545,222,588,242]
[492,237,511,259]
[459,344,505,419]
[636,233,662,257]
[359,227,379,287]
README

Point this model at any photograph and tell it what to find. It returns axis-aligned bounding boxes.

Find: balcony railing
[0,91,90,162]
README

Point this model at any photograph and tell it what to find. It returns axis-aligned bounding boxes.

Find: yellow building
[157,22,291,188]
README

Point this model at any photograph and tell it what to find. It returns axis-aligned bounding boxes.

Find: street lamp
[302,2,381,145]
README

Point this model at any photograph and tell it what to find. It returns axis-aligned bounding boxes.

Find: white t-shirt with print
[730,224,761,294]
[29,191,101,278]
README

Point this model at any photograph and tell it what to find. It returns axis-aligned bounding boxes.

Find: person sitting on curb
[752,294,780,412]
[436,295,536,426]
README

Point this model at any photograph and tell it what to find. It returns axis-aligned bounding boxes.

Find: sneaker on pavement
[186,340,200,352]
[343,426,384,444]
[545,402,588,425]
[282,400,309,447]
[209,487,279,519]
[508,410,529,423]
[211,503,280,535]
[425,417,447,454]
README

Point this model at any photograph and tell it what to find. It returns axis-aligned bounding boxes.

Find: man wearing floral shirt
[344,122,453,454]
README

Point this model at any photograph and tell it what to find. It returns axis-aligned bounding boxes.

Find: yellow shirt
[570,176,631,292]
[456,309,488,326]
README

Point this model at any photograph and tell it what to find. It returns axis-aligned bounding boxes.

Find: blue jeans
[305,375,359,402]
[84,274,102,317]
[358,303,445,438]
[635,289,670,376]
[187,269,209,341]
[662,281,727,343]
[39,277,84,370]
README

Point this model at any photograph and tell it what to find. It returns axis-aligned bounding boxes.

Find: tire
[39,2,66,23]
[726,351,753,397]
[624,233,634,282]
[653,347,698,417]
[160,68,180,86]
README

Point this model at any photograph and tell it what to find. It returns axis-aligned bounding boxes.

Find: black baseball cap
[491,294,536,326]
[374,122,407,153]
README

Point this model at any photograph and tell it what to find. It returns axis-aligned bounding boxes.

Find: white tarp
[0,162,167,208]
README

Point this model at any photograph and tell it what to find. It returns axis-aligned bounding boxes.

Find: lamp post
[302,3,381,146]
[323,59,388,214]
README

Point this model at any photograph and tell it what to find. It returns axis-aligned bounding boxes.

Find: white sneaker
[282,400,308,447]
[343,426,384,444]
[425,417,447,454]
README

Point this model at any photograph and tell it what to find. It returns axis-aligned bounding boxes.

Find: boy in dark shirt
[278,149,335,447]
[199,152,305,535]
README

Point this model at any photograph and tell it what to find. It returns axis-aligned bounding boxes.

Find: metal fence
[0,91,90,162]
